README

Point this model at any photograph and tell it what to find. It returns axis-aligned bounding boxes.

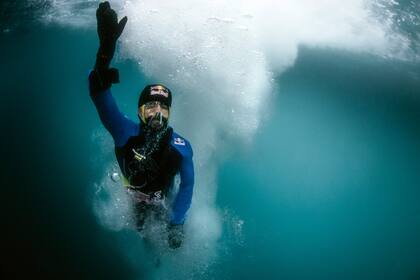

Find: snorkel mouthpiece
[148,111,166,130]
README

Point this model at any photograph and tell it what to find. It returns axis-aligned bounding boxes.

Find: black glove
[168,224,184,249]
[91,1,128,93]
[95,1,127,70]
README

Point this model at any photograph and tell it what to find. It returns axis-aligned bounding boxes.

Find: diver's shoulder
[170,131,193,157]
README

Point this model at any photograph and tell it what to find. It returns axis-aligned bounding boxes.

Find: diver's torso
[115,127,182,195]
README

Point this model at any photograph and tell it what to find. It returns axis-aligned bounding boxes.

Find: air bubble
[110,172,120,182]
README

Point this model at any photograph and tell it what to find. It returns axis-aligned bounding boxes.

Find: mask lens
[144,101,169,111]
[144,101,159,110]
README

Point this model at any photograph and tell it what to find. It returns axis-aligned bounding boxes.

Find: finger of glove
[98,9,118,43]
[116,16,128,38]
[100,1,111,9]
[96,2,108,34]
[96,3,115,40]
[103,8,118,32]
[96,1,111,21]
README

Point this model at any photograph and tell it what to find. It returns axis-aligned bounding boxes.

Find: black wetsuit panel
[115,128,182,196]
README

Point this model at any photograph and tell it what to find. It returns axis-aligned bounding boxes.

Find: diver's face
[138,101,170,131]
[140,101,170,119]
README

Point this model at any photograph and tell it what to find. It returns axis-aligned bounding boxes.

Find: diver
[88,1,194,249]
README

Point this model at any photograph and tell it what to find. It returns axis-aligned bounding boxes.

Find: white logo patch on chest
[174,137,185,146]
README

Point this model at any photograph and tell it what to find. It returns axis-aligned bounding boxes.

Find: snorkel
[147,111,168,131]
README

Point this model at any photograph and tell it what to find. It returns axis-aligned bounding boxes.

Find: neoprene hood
[138,84,172,108]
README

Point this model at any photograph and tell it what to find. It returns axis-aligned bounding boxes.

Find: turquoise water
[217,49,420,279]
[1,1,420,279]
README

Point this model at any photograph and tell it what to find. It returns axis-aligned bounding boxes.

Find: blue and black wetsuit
[89,82,194,226]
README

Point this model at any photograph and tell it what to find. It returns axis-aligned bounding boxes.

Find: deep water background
[1,2,420,280]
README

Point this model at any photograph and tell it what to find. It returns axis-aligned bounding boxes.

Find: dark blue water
[1,1,420,279]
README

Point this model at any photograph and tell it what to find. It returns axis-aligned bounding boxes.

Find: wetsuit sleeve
[89,73,138,147]
[170,148,194,225]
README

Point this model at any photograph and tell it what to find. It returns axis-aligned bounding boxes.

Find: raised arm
[89,85,137,147]
[89,2,136,146]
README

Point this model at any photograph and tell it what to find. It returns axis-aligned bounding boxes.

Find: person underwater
[88,1,194,249]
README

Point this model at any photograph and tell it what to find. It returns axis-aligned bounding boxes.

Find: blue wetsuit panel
[170,135,194,225]
[90,89,139,147]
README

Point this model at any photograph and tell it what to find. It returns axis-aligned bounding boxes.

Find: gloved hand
[95,1,127,70]
[90,1,127,93]
[168,224,184,249]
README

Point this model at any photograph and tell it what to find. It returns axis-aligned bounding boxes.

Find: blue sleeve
[170,145,194,225]
[90,88,139,147]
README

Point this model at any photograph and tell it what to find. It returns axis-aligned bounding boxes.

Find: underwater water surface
[1,0,420,279]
